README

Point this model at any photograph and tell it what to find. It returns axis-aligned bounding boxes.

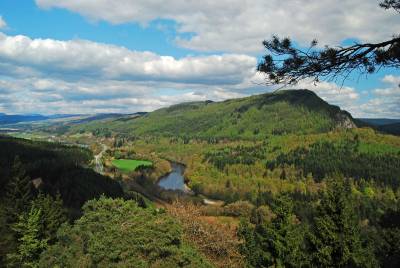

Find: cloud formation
[357,75,400,118]
[0,33,255,85]
[0,77,249,114]
[36,0,399,53]
[0,32,260,114]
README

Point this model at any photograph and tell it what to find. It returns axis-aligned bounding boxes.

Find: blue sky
[0,0,399,117]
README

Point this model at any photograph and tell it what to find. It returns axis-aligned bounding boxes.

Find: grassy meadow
[112,159,153,172]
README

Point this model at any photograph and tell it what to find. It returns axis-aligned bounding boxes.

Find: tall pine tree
[4,156,34,225]
[1,157,34,264]
[238,194,307,267]
[308,177,374,267]
[31,193,67,243]
[7,206,48,268]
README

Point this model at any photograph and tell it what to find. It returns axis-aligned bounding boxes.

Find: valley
[1,89,400,267]
[1,1,399,267]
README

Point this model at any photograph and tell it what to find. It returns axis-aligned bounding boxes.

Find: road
[94,143,107,174]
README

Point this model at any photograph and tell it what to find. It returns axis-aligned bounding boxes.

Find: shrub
[223,201,254,217]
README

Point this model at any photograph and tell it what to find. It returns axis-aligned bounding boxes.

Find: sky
[0,0,399,118]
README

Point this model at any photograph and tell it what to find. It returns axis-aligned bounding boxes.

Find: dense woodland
[0,136,123,211]
[0,136,122,266]
[67,90,355,140]
[126,127,400,267]
[267,140,400,186]
[1,126,400,267]
[0,136,213,267]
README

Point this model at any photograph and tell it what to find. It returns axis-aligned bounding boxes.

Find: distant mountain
[356,118,400,136]
[71,113,128,124]
[377,122,400,136]
[0,114,49,125]
[70,89,357,139]
[0,113,84,125]
[357,118,400,126]
[0,113,142,127]
[47,114,82,119]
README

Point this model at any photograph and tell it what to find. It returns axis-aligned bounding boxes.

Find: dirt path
[94,143,107,174]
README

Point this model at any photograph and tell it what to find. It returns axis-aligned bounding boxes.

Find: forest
[0,135,214,267]
[101,126,400,268]
[1,122,400,268]
[267,140,400,186]
[1,93,400,268]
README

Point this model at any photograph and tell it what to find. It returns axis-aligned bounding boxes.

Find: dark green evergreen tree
[4,157,34,224]
[308,177,374,267]
[1,157,35,264]
[31,193,67,243]
[238,194,307,267]
[373,207,400,267]
[7,206,48,268]
[238,218,259,266]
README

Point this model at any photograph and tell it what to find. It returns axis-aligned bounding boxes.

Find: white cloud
[36,0,399,53]
[382,74,400,85]
[296,77,400,118]
[0,75,252,114]
[0,33,256,85]
[0,16,6,29]
[0,32,259,114]
[355,75,400,118]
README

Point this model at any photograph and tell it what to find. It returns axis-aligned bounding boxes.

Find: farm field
[112,159,153,172]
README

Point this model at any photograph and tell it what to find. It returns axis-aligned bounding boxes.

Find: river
[157,162,189,192]
[157,162,223,205]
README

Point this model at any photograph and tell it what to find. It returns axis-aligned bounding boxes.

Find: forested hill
[0,136,124,211]
[127,89,356,139]
[69,89,357,139]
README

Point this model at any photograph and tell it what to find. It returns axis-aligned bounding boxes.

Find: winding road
[94,143,107,174]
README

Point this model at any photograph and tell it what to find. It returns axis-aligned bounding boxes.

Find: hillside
[0,136,124,211]
[70,89,357,139]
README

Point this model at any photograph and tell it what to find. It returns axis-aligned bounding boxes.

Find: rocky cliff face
[335,112,357,129]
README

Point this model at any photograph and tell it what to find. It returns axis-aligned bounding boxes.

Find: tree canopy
[258,1,400,86]
[39,197,212,268]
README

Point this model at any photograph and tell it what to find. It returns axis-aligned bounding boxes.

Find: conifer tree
[237,218,259,266]
[308,177,374,267]
[31,193,67,243]
[1,156,34,266]
[7,206,48,268]
[238,195,307,267]
[4,156,34,224]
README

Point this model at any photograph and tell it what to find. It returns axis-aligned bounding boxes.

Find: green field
[112,159,153,172]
